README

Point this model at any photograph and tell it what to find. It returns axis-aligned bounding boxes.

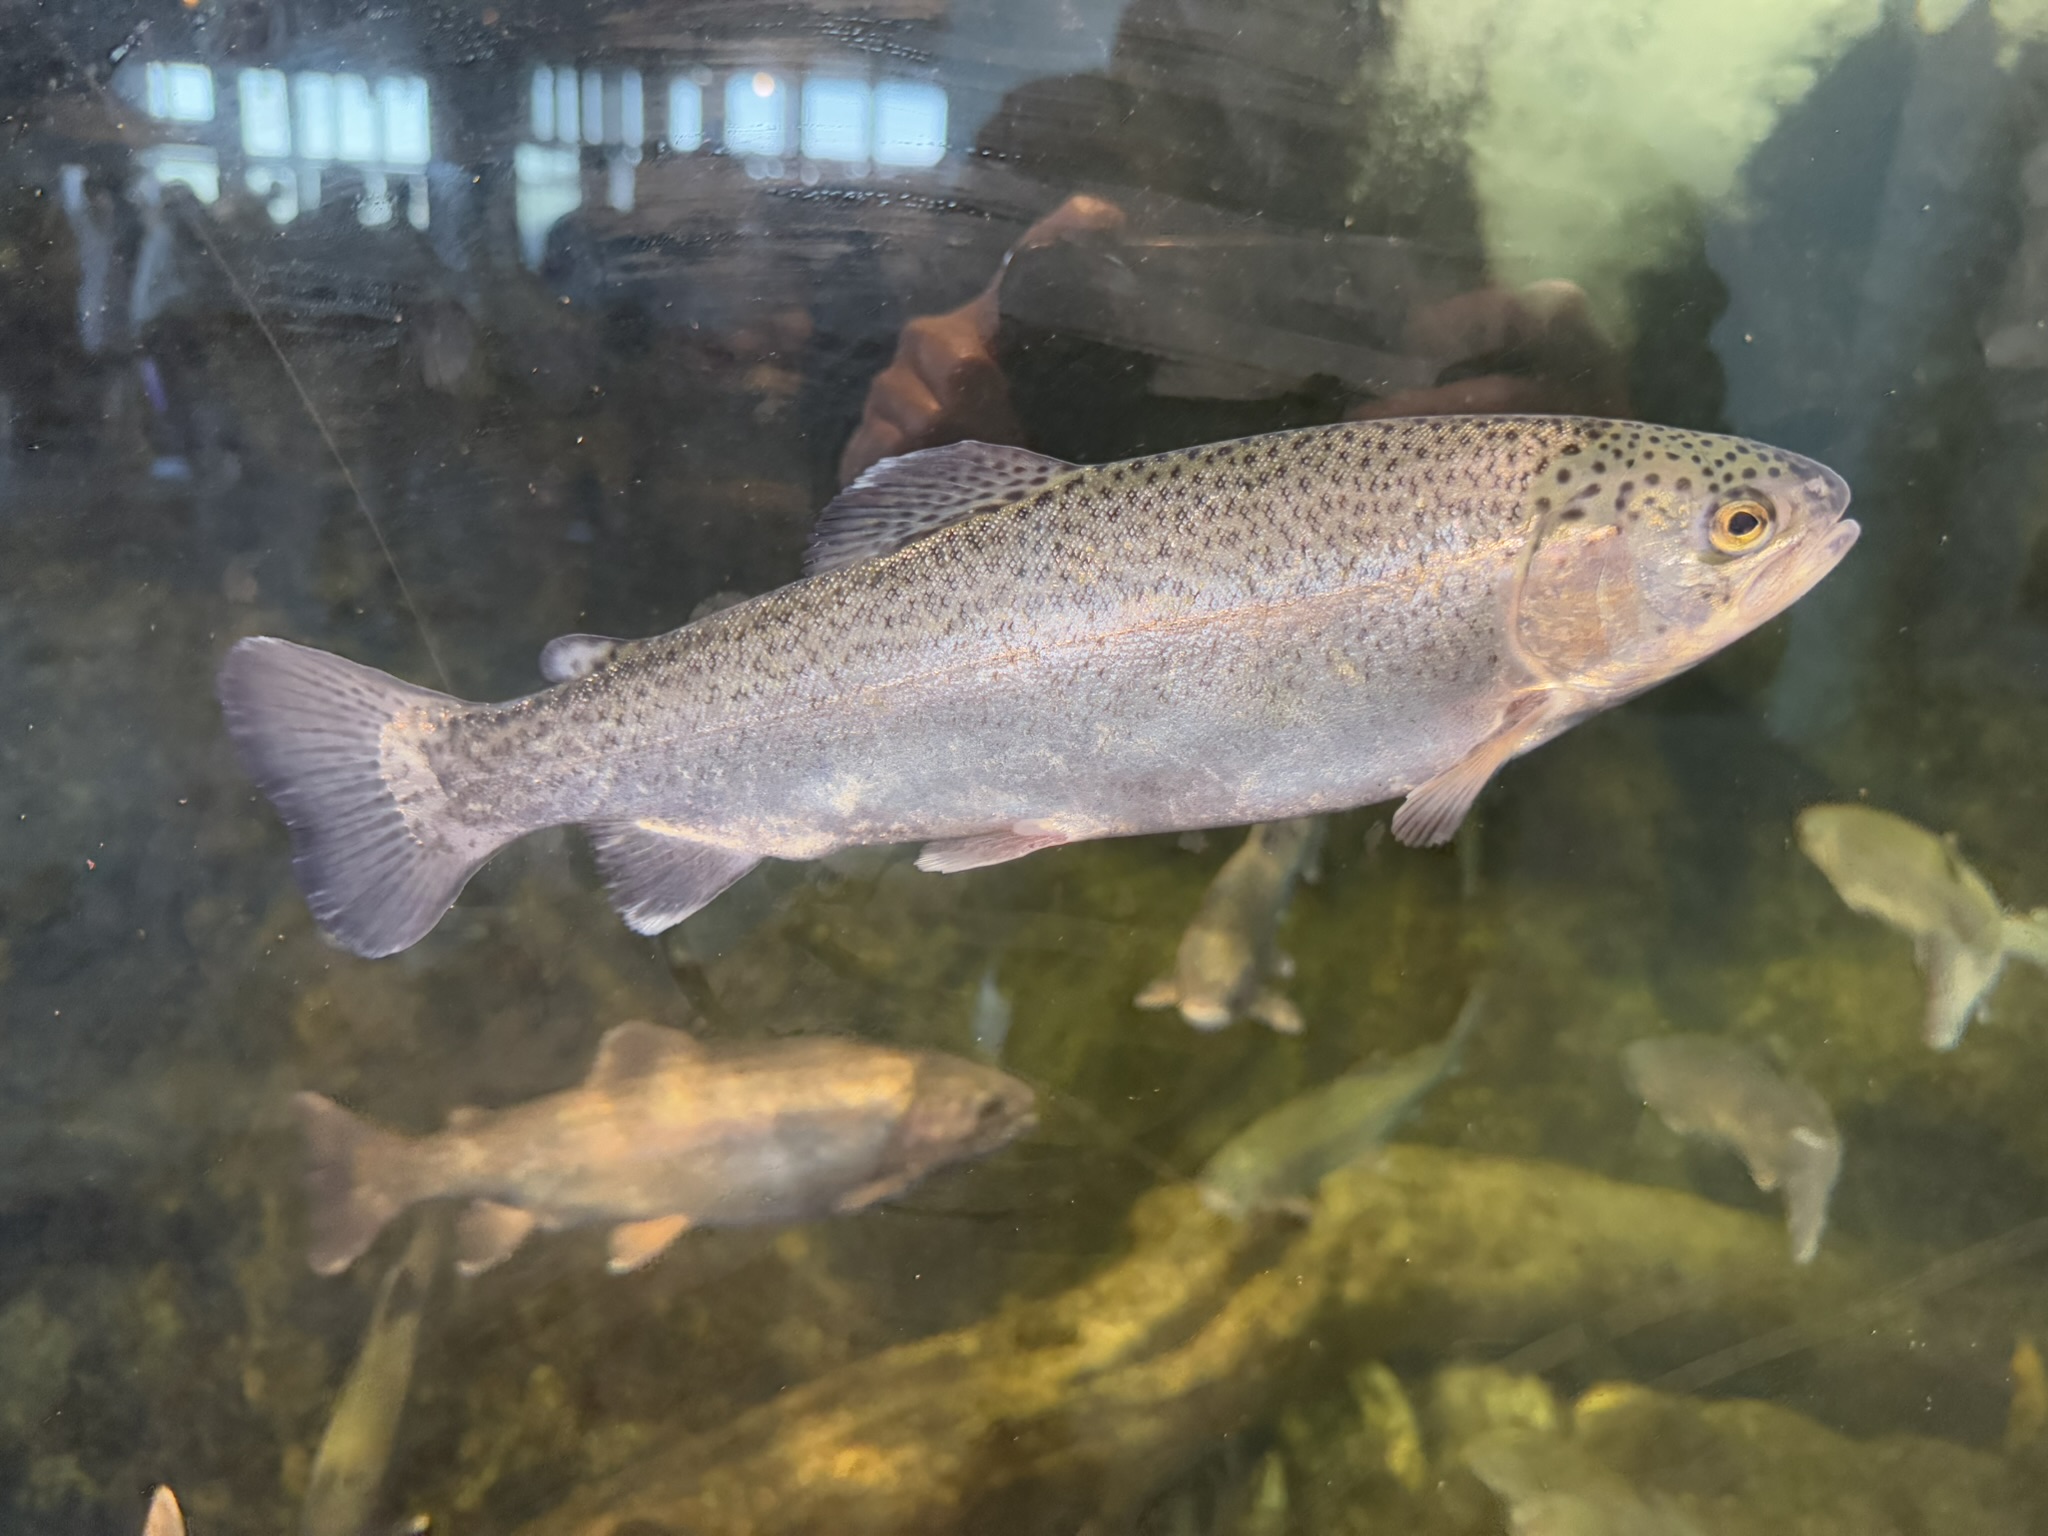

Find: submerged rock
[507,1146,1979,1536]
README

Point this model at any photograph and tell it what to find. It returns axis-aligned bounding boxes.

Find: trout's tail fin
[293,1091,420,1276]
[217,636,509,958]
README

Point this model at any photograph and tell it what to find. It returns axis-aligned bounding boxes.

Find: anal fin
[607,1213,692,1273]
[916,826,1071,874]
[586,820,760,935]
[455,1200,537,1277]
[1391,697,1548,848]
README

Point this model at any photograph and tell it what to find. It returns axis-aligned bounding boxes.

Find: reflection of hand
[838,196,1125,486]
[1347,279,1629,422]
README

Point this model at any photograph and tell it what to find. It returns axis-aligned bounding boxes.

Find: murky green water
[12,2,2048,1532]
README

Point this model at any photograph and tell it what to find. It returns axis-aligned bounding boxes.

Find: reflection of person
[840,0,1635,485]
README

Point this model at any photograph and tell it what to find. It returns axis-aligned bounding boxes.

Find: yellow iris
[1709,498,1772,554]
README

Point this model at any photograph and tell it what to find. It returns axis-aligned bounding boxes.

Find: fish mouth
[1730,454,1857,620]
[1734,515,1858,622]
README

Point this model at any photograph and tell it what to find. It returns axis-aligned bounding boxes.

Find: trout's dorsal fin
[587,1020,702,1086]
[805,441,1077,576]
[539,633,624,683]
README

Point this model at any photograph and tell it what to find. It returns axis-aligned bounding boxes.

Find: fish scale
[217,414,1856,958]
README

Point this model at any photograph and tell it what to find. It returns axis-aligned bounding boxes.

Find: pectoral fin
[833,1171,918,1214]
[1391,697,1548,848]
[1914,931,2007,1050]
[606,1213,692,1273]
[916,826,1072,873]
[455,1200,537,1276]
[1249,990,1304,1035]
[1133,976,1181,1010]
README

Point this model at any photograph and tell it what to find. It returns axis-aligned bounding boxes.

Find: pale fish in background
[142,1487,184,1536]
[217,417,1856,959]
[1621,1033,1841,1265]
[1464,1428,1708,1536]
[1796,803,2048,1049]
[1198,988,1483,1218]
[1136,817,1323,1033]
[294,1022,1036,1278]
[301,1216,444,1536]
[970,962,1014,1061]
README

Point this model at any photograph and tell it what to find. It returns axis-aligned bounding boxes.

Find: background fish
[1197,988,1483,1217]
[1797,803,2048,1049]
[1136,816,1323,1033]
[301,1217,443,1536]
[1464,1428,1709,1536]
[216,416,1857,958]
[294,1022,1036,1277]
[1621,1032,1841,1264]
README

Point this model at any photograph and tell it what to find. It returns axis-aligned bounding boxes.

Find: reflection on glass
[335,74,377,162]
[667,77,703,151]
[801,76,869,163]
[620,69,644,157]
[514,141,580,268]
[144,60,215,123]
[238,69,292,160]
[556,66,580,147]
[244,164,299,224]
[530,65,556,142]
[378,77,431,166]
[294,72,337,161]
[582,68,606,146]
[725,70,786,157]
[137,144,219,202]
[872,79,946,168]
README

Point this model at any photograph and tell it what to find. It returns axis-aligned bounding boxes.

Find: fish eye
[1708,497,1774,555]
[976,1095,1006,1122]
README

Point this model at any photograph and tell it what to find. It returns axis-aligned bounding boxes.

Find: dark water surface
[10,2,2048,1532]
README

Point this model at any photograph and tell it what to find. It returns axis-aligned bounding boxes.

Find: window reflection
[294,73,338,161]
[724,71,787,157]
[873,80,946,168]
[137,144,219,203]
[143,60,214,123]
[801,76,869,163]
[110,49,948,269]
[237,69,292,159]
[668,77,704,152]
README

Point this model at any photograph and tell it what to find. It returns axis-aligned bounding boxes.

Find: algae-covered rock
[1568,1380,2030,1535]
[508,1147,1944,1536]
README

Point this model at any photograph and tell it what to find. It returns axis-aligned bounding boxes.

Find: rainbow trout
[218,417,1857,957]
[293,1022,1036,1277]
